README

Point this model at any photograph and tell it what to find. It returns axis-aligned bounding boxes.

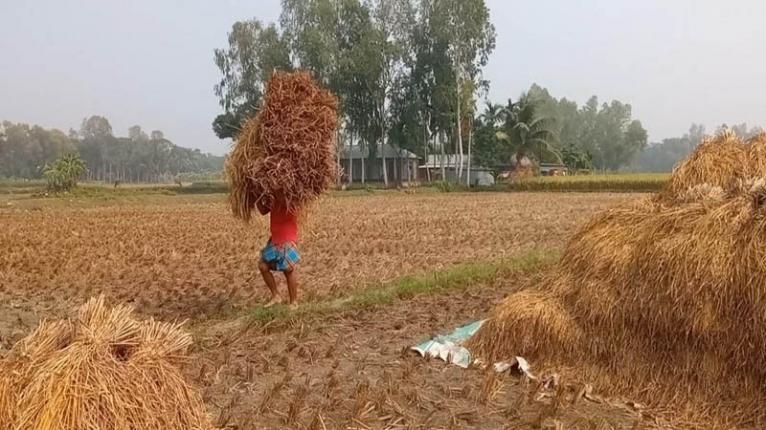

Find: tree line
[214,0,496,185]
[214,0,651,182]
[629,123,763,172]
[471,84,648,173]
[0,116,223,182]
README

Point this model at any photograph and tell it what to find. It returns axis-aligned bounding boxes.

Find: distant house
[339,144,420,183]
[419,154,496,186]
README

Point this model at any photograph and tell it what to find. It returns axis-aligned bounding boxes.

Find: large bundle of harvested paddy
[226,70,339,221]
[468,131,766,426]
[748,132,766,175]
[0,296,212,430]
[659,131,766,202]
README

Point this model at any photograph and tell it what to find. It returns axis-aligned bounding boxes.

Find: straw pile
[659,131,766,202]
[748,132,766,175]
[0,296,213,430]
[469,131,766,426]
[226,71,339,220]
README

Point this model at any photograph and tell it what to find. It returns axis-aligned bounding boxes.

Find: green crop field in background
[503,173,668,192]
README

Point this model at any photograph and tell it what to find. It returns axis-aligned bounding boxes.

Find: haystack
[226,70,339,220]
[0,296,213,430]
[468,131,766,426]
[748,132,766,176]
[658,130,766,202]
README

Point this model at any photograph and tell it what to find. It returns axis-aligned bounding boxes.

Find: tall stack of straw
[0,296,213,430]
[468,131,766,426]
[226,71,339,221]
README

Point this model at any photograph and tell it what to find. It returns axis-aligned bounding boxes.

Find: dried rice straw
[226,70,339,221]
[0,296,213,430]
[469,130,766,428]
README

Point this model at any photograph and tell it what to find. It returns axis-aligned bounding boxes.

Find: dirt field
[191,269,643,429]
[1,191,656,428]
[0,192,634,327]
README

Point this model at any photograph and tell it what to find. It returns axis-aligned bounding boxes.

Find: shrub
[42,153,87,192]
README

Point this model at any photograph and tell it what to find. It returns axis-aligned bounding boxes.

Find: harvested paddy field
[0,192,635,342]
[190,266,642,430]
[0,190,719,429]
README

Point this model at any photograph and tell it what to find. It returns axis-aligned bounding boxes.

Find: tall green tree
[80,115,113,140]
[0,122,75,178]
[78,116,114,181]
[430,0,495,179]
[364,0,418,185]
[585,100,647,170]
[688,123,706,150]
[213,19,292,139]
[630,137,690,172]
[128,125,148,141]
[472,102,505,179]
[403,0,456,180]
[335,0,381,183]
[280,0,339,85]
[212,0,498,187]
[528,84,581,151]
[629,123,706,172]
[525,85,649,171]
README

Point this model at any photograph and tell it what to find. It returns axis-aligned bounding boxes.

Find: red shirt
[270,204,298,245]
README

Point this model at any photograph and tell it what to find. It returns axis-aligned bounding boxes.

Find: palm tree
[479,101,503,128]
[498,94,559,167]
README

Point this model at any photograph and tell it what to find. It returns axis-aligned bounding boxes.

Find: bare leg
[258,260,281,307]
[285,269,299,308]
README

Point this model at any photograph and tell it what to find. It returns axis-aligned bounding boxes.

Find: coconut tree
[479,101,503,128]
[498,94,559,167]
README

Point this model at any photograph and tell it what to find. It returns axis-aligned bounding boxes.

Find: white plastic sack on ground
[493,356,536,379]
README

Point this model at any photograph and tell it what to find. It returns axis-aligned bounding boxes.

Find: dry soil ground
[190,269,644,430]
[1,191,655,429]
[0,191,634,336]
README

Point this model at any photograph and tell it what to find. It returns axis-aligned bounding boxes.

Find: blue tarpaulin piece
[411,320,536,379]
[411,320,485,368]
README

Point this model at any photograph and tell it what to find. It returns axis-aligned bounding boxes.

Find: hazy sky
[2,0,765,155]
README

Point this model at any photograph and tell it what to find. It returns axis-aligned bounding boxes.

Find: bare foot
[288,303,299,311]
[264,296,282,308]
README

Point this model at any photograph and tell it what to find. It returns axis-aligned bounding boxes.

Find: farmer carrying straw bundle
[226,71,338,309]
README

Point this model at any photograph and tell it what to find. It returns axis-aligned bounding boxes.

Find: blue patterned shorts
[261,240,300,272]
